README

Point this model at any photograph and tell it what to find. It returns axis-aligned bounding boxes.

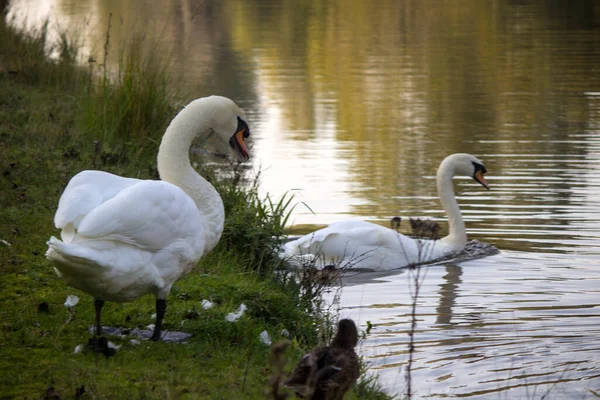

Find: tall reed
[81,14,175,148]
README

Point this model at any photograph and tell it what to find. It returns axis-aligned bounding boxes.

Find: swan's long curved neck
[436,164,467,249]
[157,101,224,252]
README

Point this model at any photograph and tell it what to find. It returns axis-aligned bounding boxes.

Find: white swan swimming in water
[46,96,250,341]
[280,153,489,271]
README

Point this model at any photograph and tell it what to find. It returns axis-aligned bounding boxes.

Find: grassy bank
[0,17,389,400]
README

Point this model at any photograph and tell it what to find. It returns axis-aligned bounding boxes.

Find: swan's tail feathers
[47,236,153,271]
[46,236,105,273]
[278,234,378,271]
[277,241,307,265]
[277,234,333,270]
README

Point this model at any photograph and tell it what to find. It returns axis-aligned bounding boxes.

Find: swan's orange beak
[474,170,489,190]
[229,128,249,162]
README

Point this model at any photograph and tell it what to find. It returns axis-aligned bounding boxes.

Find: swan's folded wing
[323,220,402,247]
[318,227,396,261]
[285,222,399,257]
[76,180,204,253]
[280,219,430,270]
[54,170,141,229]
[325,219,384,231]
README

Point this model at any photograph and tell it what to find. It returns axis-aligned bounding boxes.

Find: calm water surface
[9,0,600,398]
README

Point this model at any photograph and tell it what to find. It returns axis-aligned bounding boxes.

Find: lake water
[8,0,600,398]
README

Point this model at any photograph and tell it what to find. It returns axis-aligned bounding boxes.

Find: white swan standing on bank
[280,153,489,271]
[46,96,250,341]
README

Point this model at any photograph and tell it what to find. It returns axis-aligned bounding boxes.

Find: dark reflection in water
[435,264,462,326]
[8,0,600,398]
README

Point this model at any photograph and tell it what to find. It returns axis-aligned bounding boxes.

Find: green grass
[0,18,390,399]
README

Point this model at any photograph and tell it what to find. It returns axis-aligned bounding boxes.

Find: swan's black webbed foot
[93,298,104,337]
[150,333,161,341]
[85,336,116,358]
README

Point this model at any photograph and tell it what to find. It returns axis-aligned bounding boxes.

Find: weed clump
[215,167,293,275]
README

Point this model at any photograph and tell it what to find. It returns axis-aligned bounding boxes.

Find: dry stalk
[403,217,441,399]
[102,13,112,82]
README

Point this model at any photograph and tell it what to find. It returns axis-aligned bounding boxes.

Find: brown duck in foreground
[285,319,360,400]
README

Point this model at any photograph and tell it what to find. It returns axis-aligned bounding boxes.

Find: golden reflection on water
[220,0,600,252]
[9,2,600,245]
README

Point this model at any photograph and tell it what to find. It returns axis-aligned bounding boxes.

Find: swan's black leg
[94,298,104,337]
[87,300,115,357]
[151,299,167,341]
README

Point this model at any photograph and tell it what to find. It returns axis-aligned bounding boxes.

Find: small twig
[102,13,112,82]
[92,140,100,168]
[86,55,96,93]
[402,218,441,399]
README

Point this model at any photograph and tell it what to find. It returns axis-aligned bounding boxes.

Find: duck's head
[390,216,402,231]
[332,318,359,350]
[440,153,489,190]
